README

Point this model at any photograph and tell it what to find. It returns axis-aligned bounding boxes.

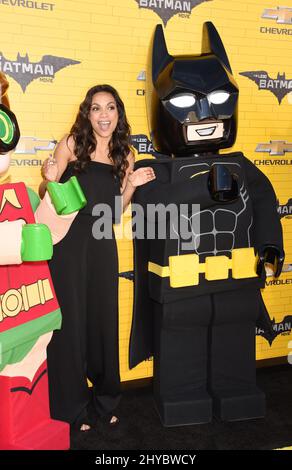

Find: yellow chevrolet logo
[262,7,292,24]
[0,189,22,214]
[256,141,292,156]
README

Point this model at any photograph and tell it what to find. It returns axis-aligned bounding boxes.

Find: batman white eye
[208,91,230,105]
[169,94,196,108]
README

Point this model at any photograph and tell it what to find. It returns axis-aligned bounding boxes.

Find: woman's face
[88,92,119,140]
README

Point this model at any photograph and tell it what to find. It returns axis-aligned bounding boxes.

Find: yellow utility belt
[148,248,258,288]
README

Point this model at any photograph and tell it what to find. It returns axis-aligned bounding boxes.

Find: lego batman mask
[146,22,239,156]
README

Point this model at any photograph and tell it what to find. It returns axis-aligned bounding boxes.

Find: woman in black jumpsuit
[39,85,155,431]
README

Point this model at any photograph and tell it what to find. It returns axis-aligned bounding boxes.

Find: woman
[39,84,155,431]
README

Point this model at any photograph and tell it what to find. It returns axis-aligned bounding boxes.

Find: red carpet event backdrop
[1,0,292,380]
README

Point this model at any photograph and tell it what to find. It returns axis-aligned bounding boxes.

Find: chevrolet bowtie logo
[262,6,292,24]
[14,137,57,155]
[137,70,146,81]
[0,189,22,213]
[256,141,292,156]
[282,264,292,272]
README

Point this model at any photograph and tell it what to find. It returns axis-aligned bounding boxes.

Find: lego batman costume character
[129,23,284,426]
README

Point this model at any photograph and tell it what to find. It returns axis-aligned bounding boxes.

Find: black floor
[70,364,292,450]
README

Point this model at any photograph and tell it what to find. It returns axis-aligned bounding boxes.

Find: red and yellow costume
[0,71,69,449]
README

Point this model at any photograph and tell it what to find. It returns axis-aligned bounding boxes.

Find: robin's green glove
[21,223,53,261]
[47,176,87,215]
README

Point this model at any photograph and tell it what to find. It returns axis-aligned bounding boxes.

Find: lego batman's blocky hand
[208,164,239,202]
[256,244,285,278]
[21,223,53,261]
[47,176,87,215]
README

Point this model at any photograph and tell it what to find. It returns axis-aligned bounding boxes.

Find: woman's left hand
[128,167,156,188]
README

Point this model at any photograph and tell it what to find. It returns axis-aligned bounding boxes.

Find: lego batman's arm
[244,157,284,276]
[134,162,214,208]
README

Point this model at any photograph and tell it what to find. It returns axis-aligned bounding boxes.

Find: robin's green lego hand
[21,223,53,261]
[47,176,87,215]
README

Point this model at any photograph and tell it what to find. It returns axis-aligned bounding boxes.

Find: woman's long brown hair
[68,84,132,185]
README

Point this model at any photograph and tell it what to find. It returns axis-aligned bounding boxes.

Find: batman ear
[151,24,173,83]
[202,22,232,73]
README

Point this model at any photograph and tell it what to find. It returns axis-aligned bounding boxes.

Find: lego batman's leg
[210,288,265,421]
[153,296,213,426]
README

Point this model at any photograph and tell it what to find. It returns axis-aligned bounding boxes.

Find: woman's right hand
[41,154,58,181]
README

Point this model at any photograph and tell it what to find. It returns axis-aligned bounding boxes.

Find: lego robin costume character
[0,71,85,448]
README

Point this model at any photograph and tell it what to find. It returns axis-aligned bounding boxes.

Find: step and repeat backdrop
[1,0,292,380]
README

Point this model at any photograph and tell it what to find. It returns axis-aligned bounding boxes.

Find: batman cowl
[147,22,239,156]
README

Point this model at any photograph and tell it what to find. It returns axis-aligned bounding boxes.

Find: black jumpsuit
[47,161,121,426]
